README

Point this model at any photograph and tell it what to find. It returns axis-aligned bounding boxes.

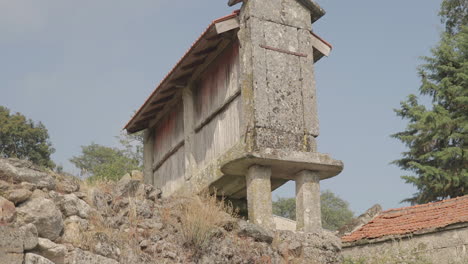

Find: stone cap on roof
[342,195,468,244]
[227,0,325,23]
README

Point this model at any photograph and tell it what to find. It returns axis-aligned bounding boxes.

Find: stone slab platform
[221,148,343,180]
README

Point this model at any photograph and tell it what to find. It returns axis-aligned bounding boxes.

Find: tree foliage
[272,197,296,220]
[440,0,468,35]
[0,106,55,168]
[70,132,143,182]
[392,0,468,204]
[272,190,354,231]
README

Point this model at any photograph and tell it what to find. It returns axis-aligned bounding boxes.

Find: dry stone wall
[0,158,342,263]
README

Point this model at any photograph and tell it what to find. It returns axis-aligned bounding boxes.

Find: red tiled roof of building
[342,195,468,243]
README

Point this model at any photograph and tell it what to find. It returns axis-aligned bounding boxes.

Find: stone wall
[342,225,468,264]
[0,158,343,264]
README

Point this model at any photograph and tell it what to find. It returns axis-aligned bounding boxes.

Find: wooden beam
[227,0,243,6]
[150,94,174,106]
[142,106,164,117]
[310,33,331,58]
[215,17,240,35]
[181,58,206,71]
[194,45,219,57]
[171,73,193,86]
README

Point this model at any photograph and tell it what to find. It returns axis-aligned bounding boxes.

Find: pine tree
[392,1,468,204]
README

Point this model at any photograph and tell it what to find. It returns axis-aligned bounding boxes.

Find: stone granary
[125,0,343,232]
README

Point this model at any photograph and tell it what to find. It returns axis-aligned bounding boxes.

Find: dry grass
[342,245,432,264]
[177,192,237,253]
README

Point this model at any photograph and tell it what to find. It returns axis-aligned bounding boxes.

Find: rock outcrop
[0,158,342,263]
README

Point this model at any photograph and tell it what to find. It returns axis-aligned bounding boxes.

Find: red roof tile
[342,195,468,243]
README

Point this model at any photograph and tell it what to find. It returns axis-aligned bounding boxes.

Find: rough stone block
[54,193,91,219]
[245,0,311,30]
[0,158,55,190]
[66,248,119,264]
[21,223,39,250]
[5,189,32,205]
[246,165,275,229]
[31,238,67,264]
[0,195,16,223]
[25,253,55,264]
[16,197,64,241]
[0,252,24,264]
[0,225,25,253]
[296,170,321,232]
[255,127,315,152]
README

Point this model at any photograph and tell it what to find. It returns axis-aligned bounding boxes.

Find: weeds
[178,192,237,254]
[342,245,433,264]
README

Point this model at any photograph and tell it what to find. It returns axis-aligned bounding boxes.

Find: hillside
[0,158,342,264]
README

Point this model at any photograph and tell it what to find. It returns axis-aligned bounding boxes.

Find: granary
[341,195,468,263]
[124,0,343,232]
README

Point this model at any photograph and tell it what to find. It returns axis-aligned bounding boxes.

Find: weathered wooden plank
[153,146,185,197]
[215,17,240,34]
[310,32,331,57]
[153,102,185,165]
[194,41,240,126]
[193,97,242,169]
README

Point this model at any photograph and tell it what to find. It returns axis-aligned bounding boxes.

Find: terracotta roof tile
[341,195,468,243]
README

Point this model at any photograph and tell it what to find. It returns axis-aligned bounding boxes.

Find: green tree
[440,0,468,35]
[272,190,354,231]
[392,1,468,204]
[320,190,355,231]
[70,142,141,182]
[272,197,296,220]
[118,131,143,165]
[0,106,55,168]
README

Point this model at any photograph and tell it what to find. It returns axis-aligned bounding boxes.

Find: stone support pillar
[295,170,321,232]
[143,129,154,185]
[246,165,275,229]
[182,86,196,181]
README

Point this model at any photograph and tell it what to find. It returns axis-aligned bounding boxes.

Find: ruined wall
[153,102,185,196]
[192,42,242,170]
[342,225,468,264]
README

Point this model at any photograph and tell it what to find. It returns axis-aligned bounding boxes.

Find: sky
[0,0,443,214]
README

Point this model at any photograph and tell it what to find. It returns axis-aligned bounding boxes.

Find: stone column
[296,170,321,232]
[182,86,196,181]
[143,129,154,185]
[246,165,275,229]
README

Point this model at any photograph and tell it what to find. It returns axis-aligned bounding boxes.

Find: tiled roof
[342,195,468,243]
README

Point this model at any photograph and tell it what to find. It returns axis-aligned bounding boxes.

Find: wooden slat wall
[154,146,185,196]
[194,97,242,168]
[153,102,185,193]
[194,42,240,125]
[153,102,184,164]
[193,42,242,169]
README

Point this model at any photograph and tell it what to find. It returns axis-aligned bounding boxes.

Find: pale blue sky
[1,0,443,214]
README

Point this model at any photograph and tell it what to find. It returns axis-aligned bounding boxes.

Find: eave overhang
[124,11,240,134]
